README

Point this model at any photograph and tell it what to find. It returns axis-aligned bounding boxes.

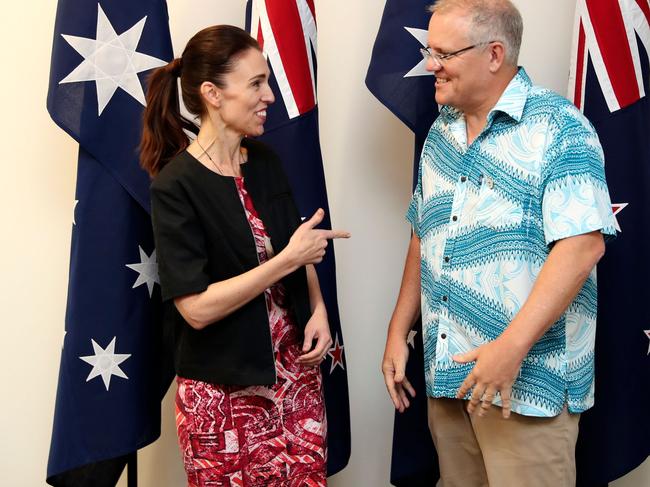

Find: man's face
[426,11,491,113]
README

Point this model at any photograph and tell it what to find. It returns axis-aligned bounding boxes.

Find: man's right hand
[382,336,416,412]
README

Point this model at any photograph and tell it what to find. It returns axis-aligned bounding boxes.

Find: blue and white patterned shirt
[407,68,616,417]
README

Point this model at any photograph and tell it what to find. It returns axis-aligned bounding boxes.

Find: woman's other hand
[297,306,332,366]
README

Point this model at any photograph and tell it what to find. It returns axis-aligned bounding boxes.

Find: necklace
[195,137,244,177]
[195,136,223,175]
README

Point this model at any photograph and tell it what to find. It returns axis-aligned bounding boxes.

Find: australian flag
[365,1,439,485]
[245,0,351,476]
[569,0,650,484]
[46,1,173,485]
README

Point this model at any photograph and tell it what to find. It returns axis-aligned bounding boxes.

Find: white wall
[0,0,78,484]
[2,0,648,486]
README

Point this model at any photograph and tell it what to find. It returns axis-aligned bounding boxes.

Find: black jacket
[151,138,310,385]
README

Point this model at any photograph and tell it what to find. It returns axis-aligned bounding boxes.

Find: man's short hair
[428,0,523,66]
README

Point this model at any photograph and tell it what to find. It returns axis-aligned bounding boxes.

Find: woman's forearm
[174,251,299,329]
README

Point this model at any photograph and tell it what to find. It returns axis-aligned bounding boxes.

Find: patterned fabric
[175,177,327,487]
[407,68,616,417]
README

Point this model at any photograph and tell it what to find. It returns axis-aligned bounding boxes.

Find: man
[381,1,616,485]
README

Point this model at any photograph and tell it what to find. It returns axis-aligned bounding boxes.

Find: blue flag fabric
[365,1,439,485]
[246,0,351,476]
[568,2,650,484]
[46,1,173,484]
[365,0,438,139]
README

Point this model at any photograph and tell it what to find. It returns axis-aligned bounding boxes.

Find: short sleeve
[406,162,423,238]
[151,181,210,301]
[541,108,617,245]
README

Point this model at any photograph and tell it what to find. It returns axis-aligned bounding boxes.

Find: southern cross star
[79,337,131,391]
[72,199,78,226]
[59,4,167,115]
[407,330,418,348]
[611,203,628,232]
[126,246,159,297]
[327,333,346,374]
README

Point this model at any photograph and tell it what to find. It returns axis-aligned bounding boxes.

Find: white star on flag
[611,203,628,232]
[79,337,131,391]
[72,200,78,225]
[644,330,650,355]
[126,247,159,297]
[59,4,167,115]
[404,27,434,78]
[407,330,417,348]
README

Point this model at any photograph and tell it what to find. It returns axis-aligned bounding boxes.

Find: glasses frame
[420,40,497,68]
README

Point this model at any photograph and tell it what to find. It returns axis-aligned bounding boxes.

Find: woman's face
[216,48,275,137]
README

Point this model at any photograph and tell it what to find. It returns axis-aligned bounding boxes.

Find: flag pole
[127,452,137,487]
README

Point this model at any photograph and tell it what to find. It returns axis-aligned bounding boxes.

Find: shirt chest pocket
[470,176,524,230]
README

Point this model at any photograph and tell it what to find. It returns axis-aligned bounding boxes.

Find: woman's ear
[200,81,221,108]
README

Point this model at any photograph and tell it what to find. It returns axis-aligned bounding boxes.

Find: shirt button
[452,215,458,222]
[442,295,448,302]
[440,333,447,339]
[460,176,467,182]
[444,256,450,263]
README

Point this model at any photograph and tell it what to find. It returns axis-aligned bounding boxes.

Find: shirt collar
[488,67,531,123]
[439,67,532,125]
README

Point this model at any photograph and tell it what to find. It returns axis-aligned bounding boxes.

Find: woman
[140,25,348,486]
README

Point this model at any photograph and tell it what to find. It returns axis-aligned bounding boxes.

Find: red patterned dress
[175,177,327,487]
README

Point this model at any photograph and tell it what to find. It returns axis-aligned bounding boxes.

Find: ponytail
[140,58,197,177]
[140,26,261,176]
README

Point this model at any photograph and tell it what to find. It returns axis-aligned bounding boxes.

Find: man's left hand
[453,337,527,419]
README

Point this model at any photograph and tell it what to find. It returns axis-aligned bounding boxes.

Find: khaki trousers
[427,398,580,487]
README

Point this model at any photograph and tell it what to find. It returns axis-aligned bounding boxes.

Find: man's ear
[488,42,506,73]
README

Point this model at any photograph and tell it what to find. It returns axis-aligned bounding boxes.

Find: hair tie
[170,57,183,77]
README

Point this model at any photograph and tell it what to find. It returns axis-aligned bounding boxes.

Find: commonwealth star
[59,4,166,115]
[403,27,433,78]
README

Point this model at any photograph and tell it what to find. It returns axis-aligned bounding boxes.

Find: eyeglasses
[420,41,496,68]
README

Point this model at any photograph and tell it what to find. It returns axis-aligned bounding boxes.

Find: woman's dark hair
[140,25,261,176]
